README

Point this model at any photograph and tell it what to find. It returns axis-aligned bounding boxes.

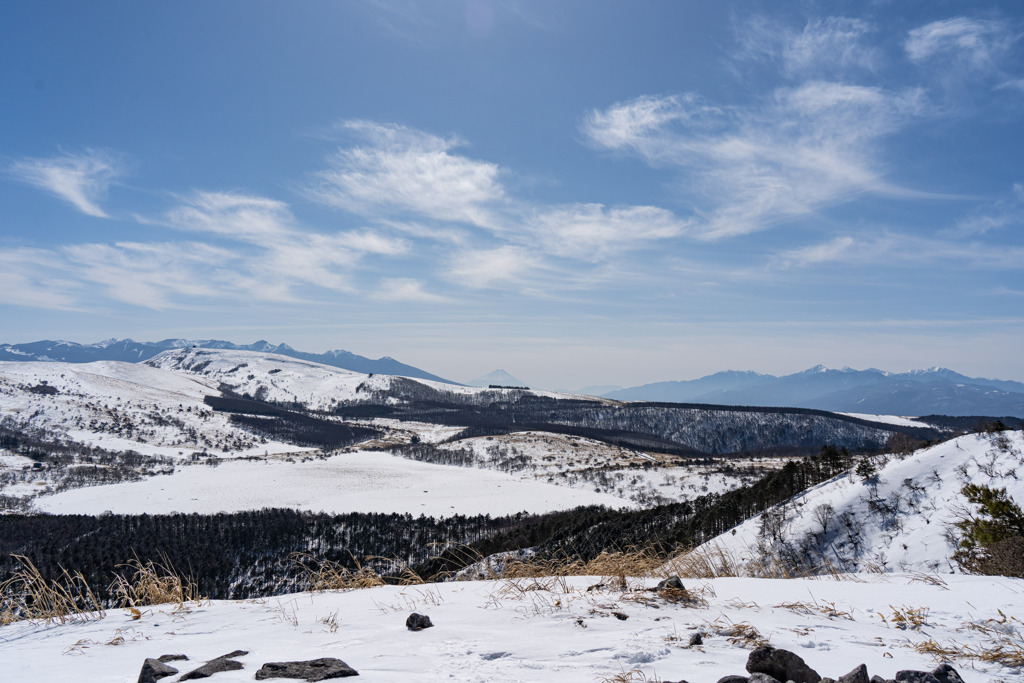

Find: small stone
[750,674,783,683]
[717,676,749,683]
[255,658,359,680]
[612,611,629,621]
[688,632,703,646]
[157,654,188,663]
[895,672,940,683]
[931,664,965,683]
[839,664,870,683]
[406,612,434,631]
[657,576,685,591]
[137,658,178,683]
[869,677,889,683]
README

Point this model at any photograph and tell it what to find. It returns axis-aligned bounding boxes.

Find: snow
[840,413,934,428]
[3,573,1022,682]
[681,432,1024,575]
[31,450,635,517]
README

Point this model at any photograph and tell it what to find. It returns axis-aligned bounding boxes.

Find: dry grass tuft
[110,556,202,611]
[292,553,387,592]
[0,554,105,625]
[597,667,662,682]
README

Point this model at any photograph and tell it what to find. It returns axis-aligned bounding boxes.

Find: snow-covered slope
[4,573,1022,682]
[683,431,1024,574]
[0,359,302,459]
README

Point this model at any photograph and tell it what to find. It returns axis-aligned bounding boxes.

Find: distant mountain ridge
[467,369,528,388]
[603,365,1024,417]
[0,338,456,384]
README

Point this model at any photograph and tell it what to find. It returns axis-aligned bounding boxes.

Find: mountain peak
[468,369,527,388]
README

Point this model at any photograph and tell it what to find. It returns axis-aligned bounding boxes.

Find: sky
[1,0,1023,389]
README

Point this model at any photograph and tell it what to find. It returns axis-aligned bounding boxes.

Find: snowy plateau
[1,348,1023,682]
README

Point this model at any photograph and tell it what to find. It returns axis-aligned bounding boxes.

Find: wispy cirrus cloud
[905,17,1014,70]
[738,16,879,78]
[307,121,506,230]
[772,232,1024,270]
[581,82,925,239]
[952,183,1024,235]
[527,204,692,260]
[7,149,124,218]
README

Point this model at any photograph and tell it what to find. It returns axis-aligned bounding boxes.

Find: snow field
[31,450,635,517]
[3,573,1022,682]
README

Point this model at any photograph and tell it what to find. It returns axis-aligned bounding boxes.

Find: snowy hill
[0,338,455,384]
[678,430,1024,575]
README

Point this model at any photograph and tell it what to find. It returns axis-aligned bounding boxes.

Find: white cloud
[164,191,293,243]
[445,245,542,289]
[953,183,1024,235]
[905,17,1012,70]
[771,232,1024,270]
[7,149,124,217]
[736,16,878,79]
[0,248,84,310]
[308,120,506,229]
[527,204,691,260]
[582,84,923,239]
[371,278,449,303]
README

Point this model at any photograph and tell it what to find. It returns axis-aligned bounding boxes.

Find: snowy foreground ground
[4,574,1022,683]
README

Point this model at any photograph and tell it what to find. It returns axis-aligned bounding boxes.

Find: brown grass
[0,554,105,625]
[110,556,203,611]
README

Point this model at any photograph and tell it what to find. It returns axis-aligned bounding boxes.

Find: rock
[931,664,965,683]
[895,673,940,683]
[179,651,248,680]
[869,677,891,683]
[821,679,836,683]
[746,646,821,683]
[657,576,685,591]
[137,658,178,683]
[688,631,703,646]
[157,654,188,663]
[839,664,870,683]
[255,658,359,680]
[612,611,629,621]
[717,677,749,683]
[750,674,783,683]
[406,613,434,631]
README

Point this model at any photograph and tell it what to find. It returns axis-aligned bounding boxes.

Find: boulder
[255,658,359,680]
[137,658,178,683]
[406,612,434,631]
[839,664,870,683]
[746,646,821,683]
[179,651,248,680]
[717,677,749,683]
[750,674,783,683]
[895,672,940,683]
[931,664,965,683]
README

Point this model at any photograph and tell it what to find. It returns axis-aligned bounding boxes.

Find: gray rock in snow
[179,651,248,680]
[746,645,821,683]
[255,657,359,680]
[406,612,434,630]
[137,658,178,683]
[931,664,966,683]
[656,576,685,591]
[717,676,749,683]
[839,664,870,683]
[750,674,784,683]
[895,672,941,683]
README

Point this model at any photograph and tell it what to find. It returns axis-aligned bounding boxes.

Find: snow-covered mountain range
[0,338,454,384]
[604,365,1024,417]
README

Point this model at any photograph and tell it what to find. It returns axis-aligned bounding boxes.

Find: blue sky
[2,1,1023,388]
